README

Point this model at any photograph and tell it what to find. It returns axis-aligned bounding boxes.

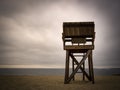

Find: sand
[0,75,120,90]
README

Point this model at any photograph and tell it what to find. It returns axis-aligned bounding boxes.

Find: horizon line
[0,65,120,69]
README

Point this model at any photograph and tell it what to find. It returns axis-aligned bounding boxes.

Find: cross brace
[64,50,94,84]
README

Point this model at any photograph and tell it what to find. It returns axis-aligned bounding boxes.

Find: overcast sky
[0,0,120,68]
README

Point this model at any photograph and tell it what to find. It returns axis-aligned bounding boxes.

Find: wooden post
[64,50,70,84]
[88,52,92,81]
[90,51,95,84]
[83,61,85,80]
[72,57,75,81]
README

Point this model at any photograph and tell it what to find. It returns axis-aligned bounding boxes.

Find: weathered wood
[72,58,75,81]
[65,45,94,50]
[64,50,70,84]
[62,22,95,84]
[90,51,95,84]
[63,22,95,37]
[83,60,85,80]
[72,38,86,43]
[70,52,91,81]
[66,50,91,83]
[73,55,84,57]
[88,53,92,81]
[64,39,93,42]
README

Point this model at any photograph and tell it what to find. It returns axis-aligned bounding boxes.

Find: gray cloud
[0,0,120,68]
[94,0,120,67]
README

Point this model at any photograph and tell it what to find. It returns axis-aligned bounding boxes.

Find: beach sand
[0,75,120,90]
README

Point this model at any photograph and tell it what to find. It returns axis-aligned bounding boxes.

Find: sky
[0,0,120,68]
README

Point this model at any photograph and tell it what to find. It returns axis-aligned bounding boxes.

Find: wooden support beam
[72,59,75,81]
[90,51,95,84]
[65,45,94,50]
[83,61,85,80]
[73,55,84,57]
[64,50,70,84]
[64,39,93,42]
[70,53,91,81]
[88,53,92,81]
[66,50,91,83]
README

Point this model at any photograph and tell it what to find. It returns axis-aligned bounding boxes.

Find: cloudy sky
[0,0,120,68]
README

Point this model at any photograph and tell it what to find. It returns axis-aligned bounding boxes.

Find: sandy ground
[0,75,120,90]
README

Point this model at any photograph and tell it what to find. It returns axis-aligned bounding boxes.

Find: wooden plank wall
[63,22,94,37]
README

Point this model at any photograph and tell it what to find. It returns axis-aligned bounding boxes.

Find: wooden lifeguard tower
[62,22,95,84]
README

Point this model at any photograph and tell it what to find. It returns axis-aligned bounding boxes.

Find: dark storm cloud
[0,0,120,68]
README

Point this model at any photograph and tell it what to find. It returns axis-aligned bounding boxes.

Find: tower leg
[64,50,70,84]
[88,51,95,84]
[83,61,85,80]
[88,53,92,81]
[90,51,95,84]
[72,57,75,81]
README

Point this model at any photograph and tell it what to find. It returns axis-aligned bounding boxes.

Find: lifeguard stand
[62,22,95,84]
